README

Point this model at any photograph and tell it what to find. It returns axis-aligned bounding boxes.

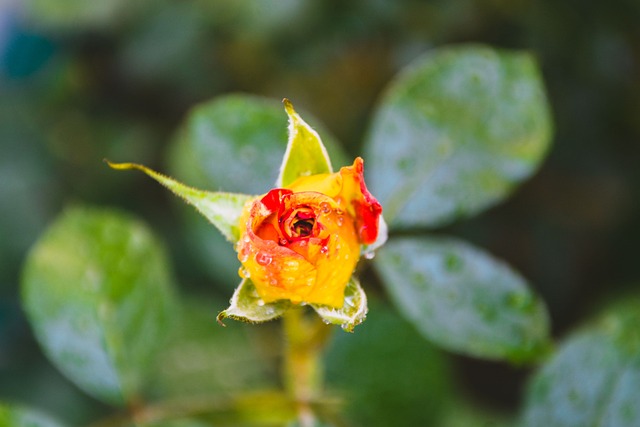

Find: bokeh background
[1,0,639,425]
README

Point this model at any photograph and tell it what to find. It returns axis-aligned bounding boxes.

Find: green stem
[282,306,333,426]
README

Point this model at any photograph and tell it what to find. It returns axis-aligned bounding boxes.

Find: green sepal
[106,161,253,242]
[310,277,368,333]
[276,99,333,187]
[217,278,292,325]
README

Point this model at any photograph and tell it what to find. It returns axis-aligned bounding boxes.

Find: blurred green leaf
[364,45,552,228]
[148,295,272,399]
[0,402,66,427]
[217,279,292,325]
[166,94,348,283]
[374,237,550,361]
[310,278,367,332]
[107,161,253,243]
[324,299,452,427]
[521,297,640,427]
[21,206,176,405]
[277,99,333,187]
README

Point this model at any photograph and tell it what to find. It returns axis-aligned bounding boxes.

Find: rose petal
[237,190,359,307]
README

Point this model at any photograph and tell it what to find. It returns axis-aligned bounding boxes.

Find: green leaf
[0,403,66,427]
[217,279,292,324]
[374,237,550,361]
[21,206,176,405]
[310,277,368,332]
[324,299,452,427]
[364,44,553,228]
[521,297,640,427]
[277,98,333,187]
[107,161,252,243]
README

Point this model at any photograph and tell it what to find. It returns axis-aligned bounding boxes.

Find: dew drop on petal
[256,252,272,266]
[320,202,331,215]
[238,267,250,278]
[364,251,375,260]
[320,246,329,255]
[279,238,288,246]
[336,216,344,226]
[284,260,299,269]
[257,299,265,306]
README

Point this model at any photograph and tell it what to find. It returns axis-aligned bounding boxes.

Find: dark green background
[1,0,639,425]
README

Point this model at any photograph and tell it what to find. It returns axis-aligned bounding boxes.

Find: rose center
[293,218,315,237]
[280,205,318,241]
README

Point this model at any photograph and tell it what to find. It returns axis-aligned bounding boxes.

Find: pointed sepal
[311,277,368,332]
[276,99,333,187]
[217,278,292,325]
[106,161,253,242]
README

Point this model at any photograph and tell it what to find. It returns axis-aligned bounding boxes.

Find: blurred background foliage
[1,0,639,425]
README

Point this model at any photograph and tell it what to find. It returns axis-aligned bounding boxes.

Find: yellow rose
[236,157,382,308]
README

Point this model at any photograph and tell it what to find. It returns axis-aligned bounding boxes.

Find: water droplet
[320,246,329,255]
[256,252,272,266]
[364,251,375,260]
[299,240,307,247]
[238,267,250,278]
[279,238,288,246]
[336,216,344,226]
[257,299,265,306]
[243,235,251,243]
[320,202,331,215]
[270,278,278,286]
[284,260,299,269]
[322,319,331,325]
